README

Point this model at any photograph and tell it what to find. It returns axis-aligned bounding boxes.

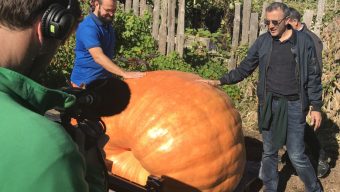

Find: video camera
[57,78,163,192]
[57,77,130,145]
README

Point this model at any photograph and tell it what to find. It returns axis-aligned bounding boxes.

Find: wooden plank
[229,3,241,70]
[118,1,124,10]
[167,0,176,54]
[302,10,314,29]
[139,0,147,16]
[152,0,160,40]
[176,0,185,57]
[259,1,269,35]
[158,0,168,54]
[133,0,139,16]
[314,0,325,37]
[125,0,132,12]
[241,0,251,45]
[249,13,259,47]
[231,3,241,51]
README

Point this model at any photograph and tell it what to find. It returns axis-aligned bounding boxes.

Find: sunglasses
[264,18,286,26]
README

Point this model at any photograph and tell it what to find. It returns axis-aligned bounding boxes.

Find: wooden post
[158,0,168,54]
[241,0,251,45]
[125,0,132,12]
[118,1,124,10]
[147,4,152,14]
[314,0,325,37]
[133,0,139,16]
[228,3,241,70]
[303,10,314,29]
[140,0,147,16]
[176,0,185,57]
[249,13,259,47]
[152,0,160,40]
[259,2,268,35]
[167,0,176,54]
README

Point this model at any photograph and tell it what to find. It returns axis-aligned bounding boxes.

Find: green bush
[149,52,194,72]
[114,10,156,60]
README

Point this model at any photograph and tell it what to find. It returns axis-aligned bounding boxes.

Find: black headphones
[41,0,77,40]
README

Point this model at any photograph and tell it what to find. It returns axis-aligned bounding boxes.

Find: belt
[272,94,299,101]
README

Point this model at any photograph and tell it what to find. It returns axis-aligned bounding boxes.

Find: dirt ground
[243,128,340,192]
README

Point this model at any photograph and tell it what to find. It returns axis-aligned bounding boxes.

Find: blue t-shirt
[71,13,116,86]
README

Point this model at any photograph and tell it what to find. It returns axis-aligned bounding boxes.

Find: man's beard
[98,9,113,25]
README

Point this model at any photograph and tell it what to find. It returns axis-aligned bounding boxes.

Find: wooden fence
[121,0,185,57]
[120,0,331,62]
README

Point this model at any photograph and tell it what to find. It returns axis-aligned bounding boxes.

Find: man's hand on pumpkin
[122,71,146,79]
[197,79,221,86]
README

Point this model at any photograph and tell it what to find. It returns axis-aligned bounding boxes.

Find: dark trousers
[258,99,322,192]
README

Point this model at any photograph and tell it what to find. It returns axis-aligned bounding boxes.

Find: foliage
[185,28,231,62]
[149,52,194,72]
[286,0,318,12]
[320,16,340,132]
[323,9,340,24]
[114,9,156,60]
[235,44,249,62]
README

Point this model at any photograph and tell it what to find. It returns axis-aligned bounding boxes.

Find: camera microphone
[61,77,131,119]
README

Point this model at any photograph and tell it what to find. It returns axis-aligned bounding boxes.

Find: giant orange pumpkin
[102,70,246,192]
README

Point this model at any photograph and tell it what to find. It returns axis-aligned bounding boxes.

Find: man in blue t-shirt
[71,0,145,86]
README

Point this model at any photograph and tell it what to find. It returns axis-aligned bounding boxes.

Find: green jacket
[0,67,104,192]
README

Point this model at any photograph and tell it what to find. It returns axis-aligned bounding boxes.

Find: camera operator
[0,0,108,191]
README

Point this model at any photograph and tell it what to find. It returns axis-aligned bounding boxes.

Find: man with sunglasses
[199,2,323,191]
[286,7,329,178]
[71,0,145,87]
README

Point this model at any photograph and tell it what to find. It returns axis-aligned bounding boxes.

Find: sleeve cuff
[311,105,322,112]
[219,77,228,85]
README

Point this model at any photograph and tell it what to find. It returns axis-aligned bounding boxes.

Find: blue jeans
[259,99,322,192]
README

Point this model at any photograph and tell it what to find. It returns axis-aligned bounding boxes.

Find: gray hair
[266,2,290,18]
